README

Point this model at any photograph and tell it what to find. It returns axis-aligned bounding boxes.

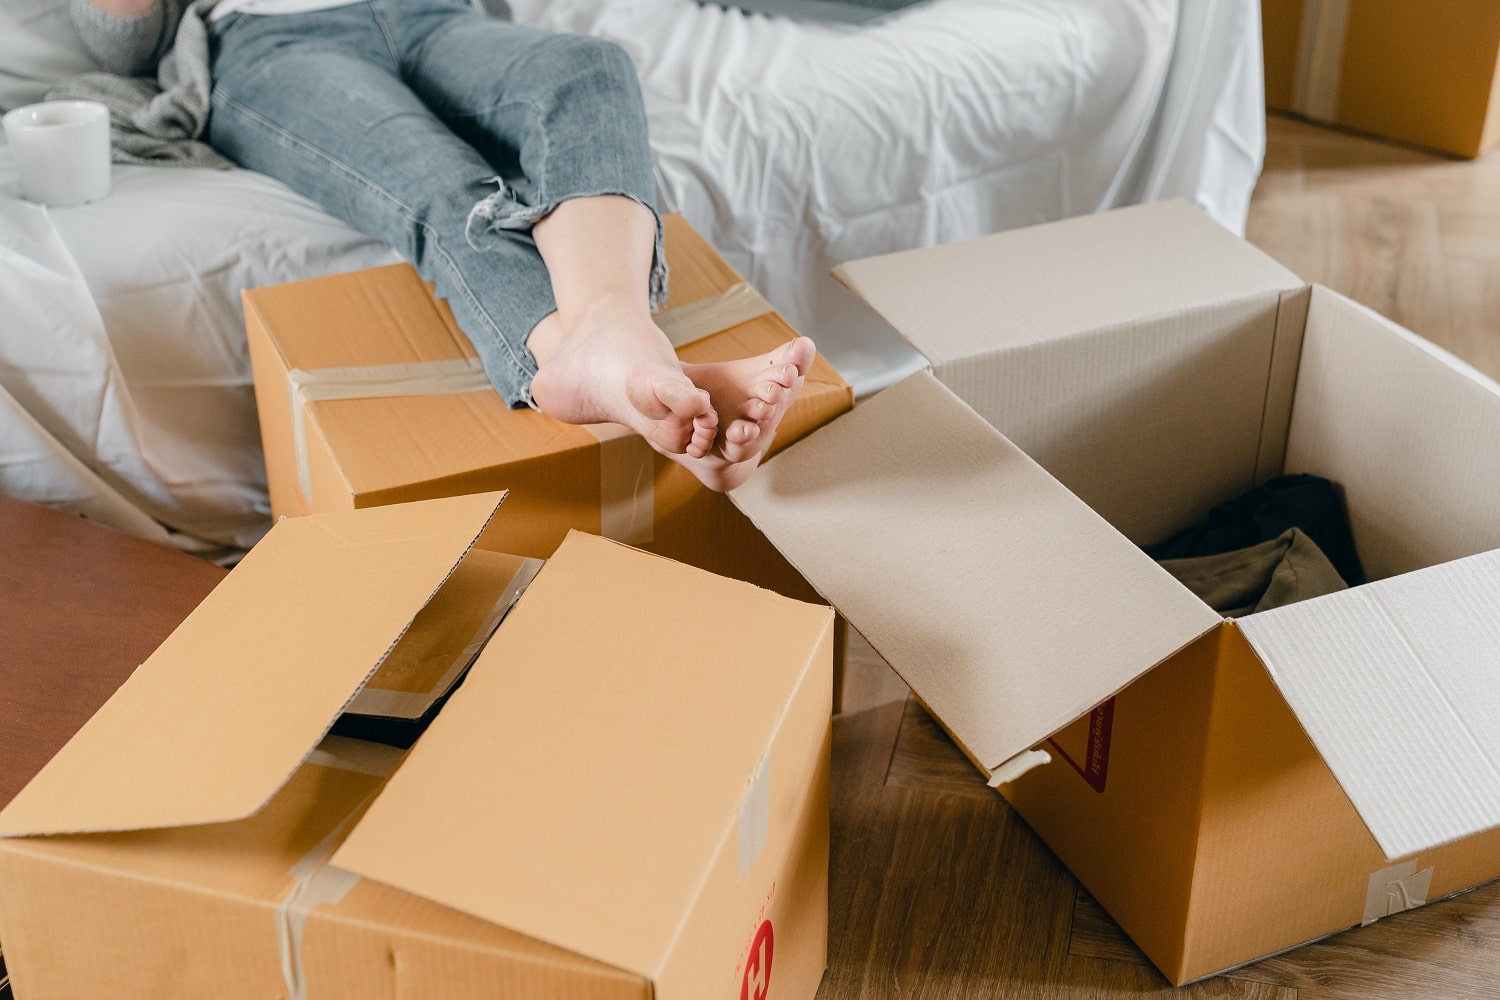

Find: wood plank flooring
[1247,114,1500,380]
[819,114,1500,999]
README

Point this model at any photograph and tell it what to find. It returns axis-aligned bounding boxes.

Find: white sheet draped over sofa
[0,0,1267,556]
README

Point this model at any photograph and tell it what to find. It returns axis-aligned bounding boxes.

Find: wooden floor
[1247,115,1500,382]
[818,114,1500,999]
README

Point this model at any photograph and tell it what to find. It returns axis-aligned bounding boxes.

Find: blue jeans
[206,0,665,406]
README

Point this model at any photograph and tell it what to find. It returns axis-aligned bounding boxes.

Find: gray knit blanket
[47,0,231,170]
[44,0,511,171]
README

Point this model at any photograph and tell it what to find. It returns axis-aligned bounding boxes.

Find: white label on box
[738,753,770,879]
[1362,859,1433,926]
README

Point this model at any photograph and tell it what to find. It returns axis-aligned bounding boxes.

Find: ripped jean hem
[465,182,671,310]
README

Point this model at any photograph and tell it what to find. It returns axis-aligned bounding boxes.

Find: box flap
[831,200,1303,368]
[332,531,834,980]
[310,394,600,499]
[245,263,474,372]
[1284,286,1500,581]
[0,491,506,838]
[731,371,1220,773]
[345,550,542,721]
[1238,550,1500,860]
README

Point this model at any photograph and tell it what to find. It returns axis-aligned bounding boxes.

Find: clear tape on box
[283,282,776,541]
[276,737,406,1000]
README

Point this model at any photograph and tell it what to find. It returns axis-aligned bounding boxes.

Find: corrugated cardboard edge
[1252,286,1312,484]
[1238,549,1500,860]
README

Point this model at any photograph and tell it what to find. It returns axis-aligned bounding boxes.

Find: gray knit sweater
[57,0,509,168]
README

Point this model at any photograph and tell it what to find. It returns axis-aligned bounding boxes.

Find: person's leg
[398,8,815,488]
[209,4,811,487]
[206,6,554,408]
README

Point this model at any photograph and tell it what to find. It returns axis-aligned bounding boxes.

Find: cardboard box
[242,215,852,609]
[1262,0,1500,158]
[0,493,835,999]
[729,199,1500,983]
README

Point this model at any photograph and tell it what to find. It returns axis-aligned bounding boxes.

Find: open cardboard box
[0,493,835,1000]
[730,199,1500,983]
[242,215,852,610]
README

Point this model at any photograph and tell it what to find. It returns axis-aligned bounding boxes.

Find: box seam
[1173,620,1250,982]
[1250,285,1311,483]
[308,895,649,987]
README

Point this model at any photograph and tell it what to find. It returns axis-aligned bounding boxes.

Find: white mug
[2,100,112,208]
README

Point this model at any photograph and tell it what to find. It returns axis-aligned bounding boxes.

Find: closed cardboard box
[0,493,834,999]
[1263,0,1500,157]
[243,215,852,608]
[731,200,1500,983]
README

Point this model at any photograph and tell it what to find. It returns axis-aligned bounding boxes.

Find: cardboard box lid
[0,491,506,838]
[1238,549,1500,860]
[249,263,475,372]
[731,371,1220,775]
[830,199,1303,371]
[344,549,542,721]
[332,530,834,981]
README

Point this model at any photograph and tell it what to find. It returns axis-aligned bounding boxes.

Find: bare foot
[531,307,815,492]
[680,336,817,490]
[529,307,718,459]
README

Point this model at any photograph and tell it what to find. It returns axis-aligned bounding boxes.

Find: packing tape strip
[986,748,1051,788]
[653,282,775,349]
[346,556,544,719]
[276,736,406,1000]
[1291,0,1349,120]
[284,282,773,534]
[287,357,492,504]
[1361,859,1433,926]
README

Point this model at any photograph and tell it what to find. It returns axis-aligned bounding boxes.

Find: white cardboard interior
[1283,287,1500,580]
[740,199,1500,860]
[834,200,1307,545]
[1240,549,1500,860]
[828,200,1302,365]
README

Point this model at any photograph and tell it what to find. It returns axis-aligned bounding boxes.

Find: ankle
[558,293,651,339]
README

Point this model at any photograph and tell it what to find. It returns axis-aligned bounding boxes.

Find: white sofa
[0,0,1267,558]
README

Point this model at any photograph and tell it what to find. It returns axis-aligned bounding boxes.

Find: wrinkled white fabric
[0,196,182,545]
[0,0,1264,554]
[512,0,1264,394]
[0,149,398,555]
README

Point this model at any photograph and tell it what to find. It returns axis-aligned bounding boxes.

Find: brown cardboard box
[242,215,851,608]
[1262,0,1500,157]
[0,493,834,999]
[730,200,1500,983]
